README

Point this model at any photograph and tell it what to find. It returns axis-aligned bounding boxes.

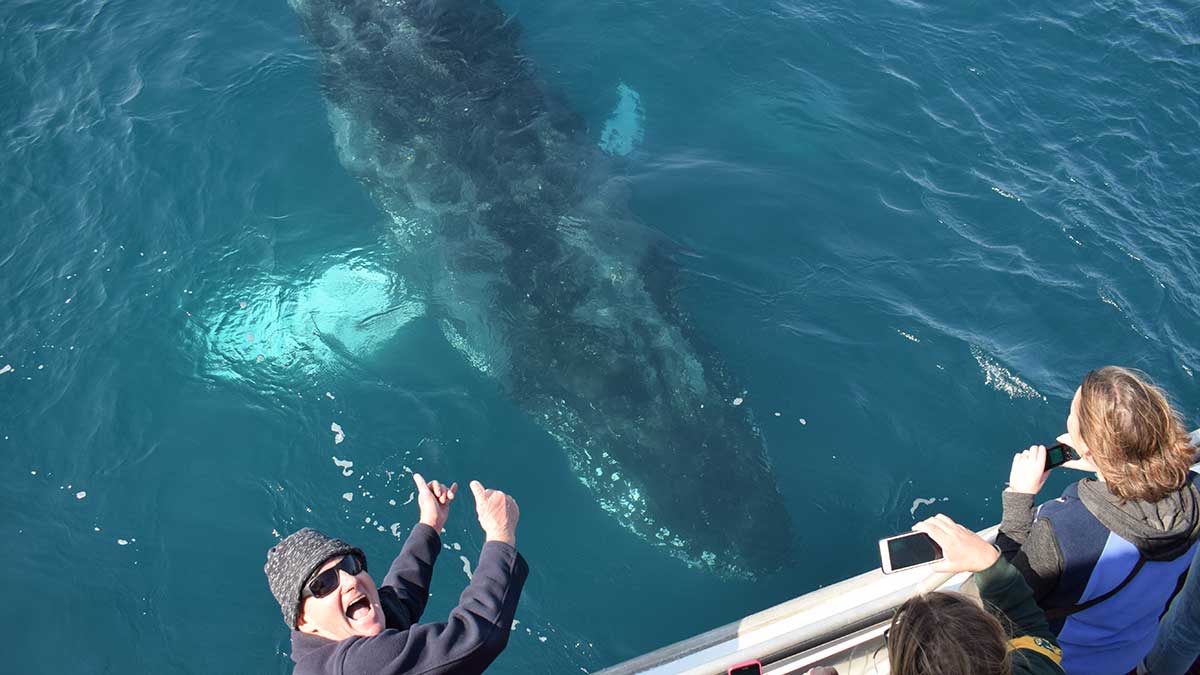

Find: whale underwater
[289,0,794,576]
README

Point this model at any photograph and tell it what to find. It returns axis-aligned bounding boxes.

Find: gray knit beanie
[265,528,367,629]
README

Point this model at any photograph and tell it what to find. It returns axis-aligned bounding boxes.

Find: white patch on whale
[599,83,645,157]
[439,320,493,375]
[541,399,749,578]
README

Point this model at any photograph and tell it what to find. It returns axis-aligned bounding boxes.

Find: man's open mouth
[345,596,373,622]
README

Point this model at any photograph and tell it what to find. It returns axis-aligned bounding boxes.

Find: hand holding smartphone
[912,514,1001,573]
[879,531,944,574]
[881,514,1000,575]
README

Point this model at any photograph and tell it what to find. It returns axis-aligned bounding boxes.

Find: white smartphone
[879,531,943,574]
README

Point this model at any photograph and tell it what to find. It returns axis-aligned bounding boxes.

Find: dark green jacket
[975,555,1064,674]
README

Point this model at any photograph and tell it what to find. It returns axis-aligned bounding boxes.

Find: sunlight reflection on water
[197,261,424,382]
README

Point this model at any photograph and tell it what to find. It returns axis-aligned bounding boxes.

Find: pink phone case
[728,659,763,675]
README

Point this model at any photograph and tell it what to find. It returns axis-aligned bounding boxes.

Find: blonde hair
[887,591,1010,675]
[1078,366,1193,503]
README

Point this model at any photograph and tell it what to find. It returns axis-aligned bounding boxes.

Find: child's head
[887,591,1010,675]
[1070,366,1192,502]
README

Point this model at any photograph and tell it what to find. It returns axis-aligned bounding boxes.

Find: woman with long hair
[998,366,1200,674]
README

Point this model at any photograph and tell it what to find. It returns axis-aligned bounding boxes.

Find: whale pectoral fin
[599,82,645,157]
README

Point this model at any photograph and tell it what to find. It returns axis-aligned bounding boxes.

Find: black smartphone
[728,661,762,675]
[1044,442,1080,470]
[879,531,944,574]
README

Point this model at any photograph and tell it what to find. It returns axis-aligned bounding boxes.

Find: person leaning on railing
[996,366,1200,675]
[803,513,1063,675]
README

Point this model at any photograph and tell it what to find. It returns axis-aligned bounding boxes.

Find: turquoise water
[2,0,1199,672]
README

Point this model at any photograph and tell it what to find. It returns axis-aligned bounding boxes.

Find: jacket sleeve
[997,491,1036,549]
[974,555,1063,673]
[336,541,529,675]
[996,491,1063,601]
[378,524,442,629]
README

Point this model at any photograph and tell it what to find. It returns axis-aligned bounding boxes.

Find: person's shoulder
[1058,479,1086,502]
[1038,484,1109,542]
[1036,480,1087,519]
[290,635,342,675]
[294,632,401,675]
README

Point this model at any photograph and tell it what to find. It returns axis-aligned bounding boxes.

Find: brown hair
[1077,366,1193,503]
[887,591,1010,675]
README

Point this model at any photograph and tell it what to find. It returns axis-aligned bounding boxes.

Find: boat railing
[595,429,1200,674]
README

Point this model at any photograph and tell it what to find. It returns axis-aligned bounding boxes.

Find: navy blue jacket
[290,524,528,675]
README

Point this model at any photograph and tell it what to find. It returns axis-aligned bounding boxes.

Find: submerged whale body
[290,0,793,575]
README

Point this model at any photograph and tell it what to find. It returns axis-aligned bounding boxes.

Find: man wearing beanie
[266,473,527,675]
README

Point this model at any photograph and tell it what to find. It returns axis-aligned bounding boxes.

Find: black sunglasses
[303,555,364,599]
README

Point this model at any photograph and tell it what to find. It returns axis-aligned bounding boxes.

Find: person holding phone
[802,514,1063,675]
[996,366,1200,675]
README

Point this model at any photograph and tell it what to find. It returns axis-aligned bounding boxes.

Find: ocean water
[2,0,1198,672]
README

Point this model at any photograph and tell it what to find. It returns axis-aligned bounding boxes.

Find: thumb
[1057,433,1071,445]
[470,480,486,502]
[413,473,430,494]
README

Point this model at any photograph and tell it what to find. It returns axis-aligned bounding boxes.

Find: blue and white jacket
[998,473,1200,675]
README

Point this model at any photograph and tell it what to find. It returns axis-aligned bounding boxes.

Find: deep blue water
[2,0,1199,672]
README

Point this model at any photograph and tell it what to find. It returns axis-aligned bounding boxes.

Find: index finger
[914,516,952,543]
[413,473,430,494]
[931,513,957,527]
